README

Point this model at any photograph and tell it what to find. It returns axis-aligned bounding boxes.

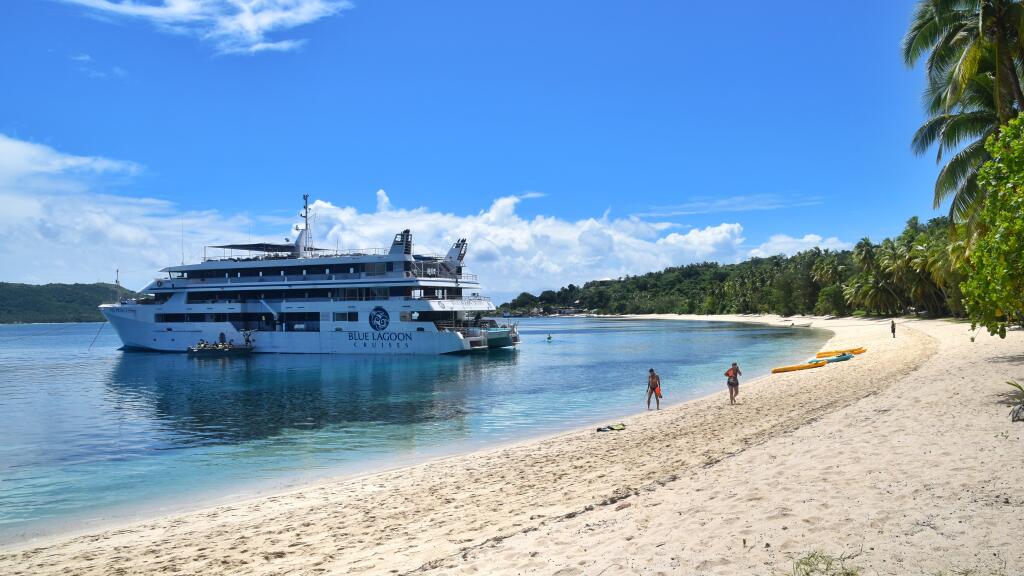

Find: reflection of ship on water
[104,351,519,451]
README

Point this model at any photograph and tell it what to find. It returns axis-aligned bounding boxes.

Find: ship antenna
[301,193,310,255]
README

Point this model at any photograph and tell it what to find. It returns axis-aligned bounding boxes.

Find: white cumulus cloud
[748,233,852,258]
[63,0,353,54]
[306,190,747,301]
[0,134,250,286]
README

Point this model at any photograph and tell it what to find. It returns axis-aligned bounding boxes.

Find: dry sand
[3,315,1023,575]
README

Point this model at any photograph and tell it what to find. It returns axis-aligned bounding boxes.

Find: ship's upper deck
[146,230,479,292]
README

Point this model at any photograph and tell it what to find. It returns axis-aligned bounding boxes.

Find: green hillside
[0,283,141,323]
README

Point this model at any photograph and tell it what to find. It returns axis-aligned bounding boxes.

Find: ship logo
[368,306,390,331]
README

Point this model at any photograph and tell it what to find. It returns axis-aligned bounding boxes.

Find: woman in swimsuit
[646,368,662,410]
[725,362,741,405]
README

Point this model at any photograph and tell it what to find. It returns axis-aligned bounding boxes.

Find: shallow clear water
[0,318,828,541]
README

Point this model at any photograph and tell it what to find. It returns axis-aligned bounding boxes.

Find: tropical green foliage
[903,0,1024,223]
[962,115,1024,336]
[1007,380,1024,403]
[0,283,136,323]
[502,217,965,317]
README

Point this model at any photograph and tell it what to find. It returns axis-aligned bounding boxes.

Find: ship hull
[101,305,487,355]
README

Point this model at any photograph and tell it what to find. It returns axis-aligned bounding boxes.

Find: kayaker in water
[646,368,662,410]
[725,362,742,405]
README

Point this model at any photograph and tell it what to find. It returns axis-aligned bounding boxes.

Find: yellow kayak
[815,347,866,358]
[772,360,827,374]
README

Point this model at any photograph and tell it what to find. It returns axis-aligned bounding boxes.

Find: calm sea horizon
[0,317,829,544]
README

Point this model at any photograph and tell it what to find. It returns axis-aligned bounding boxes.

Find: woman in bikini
[725,362,741,405]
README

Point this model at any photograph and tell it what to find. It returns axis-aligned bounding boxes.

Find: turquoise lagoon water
[0,318,828,542]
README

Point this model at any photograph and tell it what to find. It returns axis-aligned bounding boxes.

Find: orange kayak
[815,347,866,358]
[772,361,827,374]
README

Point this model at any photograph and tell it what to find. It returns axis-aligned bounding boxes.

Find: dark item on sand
[1008,381,1024,422]
[596,423,626,432]
[1012,405,1024,422]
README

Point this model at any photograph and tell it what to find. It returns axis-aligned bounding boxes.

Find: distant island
[0,283,139,324]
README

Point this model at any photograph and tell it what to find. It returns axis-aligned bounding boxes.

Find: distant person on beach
[725,362,741,405]
[646,368,662,410]
[891,320,896,338]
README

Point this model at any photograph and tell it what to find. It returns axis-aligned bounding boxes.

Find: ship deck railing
[200,248,447,262]
[156,270,478,287]
[166,294,492,305]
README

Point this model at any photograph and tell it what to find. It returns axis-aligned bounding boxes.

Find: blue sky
[0,1,943,298]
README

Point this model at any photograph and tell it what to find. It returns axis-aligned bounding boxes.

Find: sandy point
[2,315,1022,575]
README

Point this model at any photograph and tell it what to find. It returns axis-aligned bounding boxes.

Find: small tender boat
[187,345,253,357]
[772,360,827,374]
[815,347,866,358]
[811,353,854,364]
[187,330,255,356]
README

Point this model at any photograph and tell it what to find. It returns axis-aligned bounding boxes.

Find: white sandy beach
[3,315,1022,575]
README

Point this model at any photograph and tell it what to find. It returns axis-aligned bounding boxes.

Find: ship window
[365,262,386,276]
[333,312,358,322]
[400,311,411,322]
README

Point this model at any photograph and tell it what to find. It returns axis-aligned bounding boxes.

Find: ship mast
[300,193,311,255]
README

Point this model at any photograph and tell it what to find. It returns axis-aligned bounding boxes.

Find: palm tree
[843,273,901,315]
[903,0,1024,222]
[912,50,1000,221]
[852,238,877,272]
[904,0,1024,121]
[811,254,844,286]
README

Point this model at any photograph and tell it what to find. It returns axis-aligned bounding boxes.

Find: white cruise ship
[100,197,518,354]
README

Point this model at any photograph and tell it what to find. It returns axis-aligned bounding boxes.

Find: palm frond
[913,114,952,156]
[933,138,989,213]
[937,109,998,155]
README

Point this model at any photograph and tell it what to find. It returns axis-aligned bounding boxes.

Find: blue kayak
[809,353,854,364]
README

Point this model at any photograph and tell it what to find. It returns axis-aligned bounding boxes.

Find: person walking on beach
[891,320,896,338]
[725,362,741,405]
[646,368,662,410]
